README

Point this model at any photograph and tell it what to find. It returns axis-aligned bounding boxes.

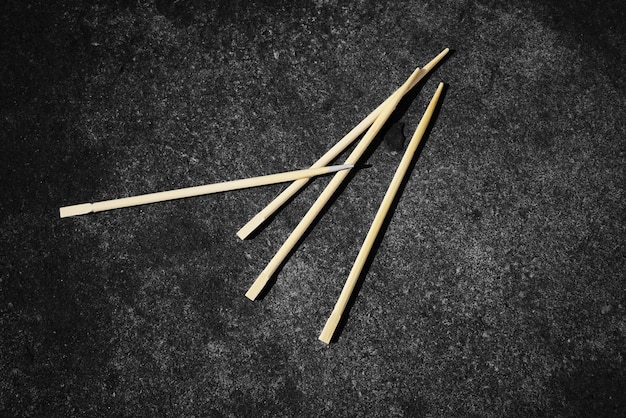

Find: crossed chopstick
[60,48,449,343]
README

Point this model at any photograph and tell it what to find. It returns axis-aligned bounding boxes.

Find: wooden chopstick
[59,164,353,218]
[319,83,444,344]
[245,62,435,301]
[236,48,450,240]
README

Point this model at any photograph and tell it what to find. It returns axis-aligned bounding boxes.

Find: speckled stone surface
[1,0,625,416]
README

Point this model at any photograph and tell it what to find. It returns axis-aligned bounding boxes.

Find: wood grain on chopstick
[59,164,353,218]
[319,83,444,344]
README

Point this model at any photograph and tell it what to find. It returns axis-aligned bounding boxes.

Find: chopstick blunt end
[245,271,272,300]
[59,203,93,218]
[237,215,267,240]
[245,287,261,301]
[319,311,342,344]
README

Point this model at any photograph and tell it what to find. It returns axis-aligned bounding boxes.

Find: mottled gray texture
[1,0,625,416]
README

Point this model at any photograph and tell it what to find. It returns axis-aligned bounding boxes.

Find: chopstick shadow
[328,83,449,343]
[252,54,452,301]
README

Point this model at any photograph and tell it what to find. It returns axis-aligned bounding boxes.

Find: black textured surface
[1,1,625,416]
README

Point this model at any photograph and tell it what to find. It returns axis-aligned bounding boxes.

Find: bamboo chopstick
[236,48,450,240]
[245,63,434,301]
[319,83,444,344]
[59,164,353,218]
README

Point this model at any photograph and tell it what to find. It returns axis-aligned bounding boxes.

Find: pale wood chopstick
[59,164,352,218]
[319,83,444,343]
